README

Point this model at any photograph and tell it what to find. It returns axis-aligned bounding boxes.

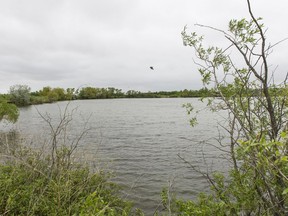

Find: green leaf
[282,188,288,195]
[280,131,287,138]
[0,101,19,123]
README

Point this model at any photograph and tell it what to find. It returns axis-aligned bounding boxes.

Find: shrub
[0,146,134,215]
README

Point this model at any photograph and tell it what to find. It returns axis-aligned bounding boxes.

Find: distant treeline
[3,85,218,106]
[2,84,283,107]
[29,86,215,103]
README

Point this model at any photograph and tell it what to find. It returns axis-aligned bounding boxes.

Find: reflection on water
[4,98,228,214]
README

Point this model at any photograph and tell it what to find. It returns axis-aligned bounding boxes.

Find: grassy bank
[0,134,144,215]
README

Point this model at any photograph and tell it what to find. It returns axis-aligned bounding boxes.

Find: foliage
[30,86,77,104]
[78,87,125,99]
[3,84,230,106]
[0,147,134,215]
[9,84,31,106]
[0,101,19,123]
[172,0,288,215]
[172,135,288,215]
[72,86,217,100]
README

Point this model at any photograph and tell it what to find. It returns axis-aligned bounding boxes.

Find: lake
[8,98,228,214]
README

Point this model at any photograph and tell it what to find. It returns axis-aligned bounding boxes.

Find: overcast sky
[0,0,287,93]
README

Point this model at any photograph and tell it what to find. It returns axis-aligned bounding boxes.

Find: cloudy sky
[0,0,287,93]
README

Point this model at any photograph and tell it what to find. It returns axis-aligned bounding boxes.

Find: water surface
[11,98,228,214]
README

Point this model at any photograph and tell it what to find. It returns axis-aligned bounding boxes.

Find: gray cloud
[0,0,287,92]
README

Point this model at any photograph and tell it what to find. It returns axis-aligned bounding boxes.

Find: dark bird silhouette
[150,66,154,70]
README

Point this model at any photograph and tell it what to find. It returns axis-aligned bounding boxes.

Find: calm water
[8,98,228,214]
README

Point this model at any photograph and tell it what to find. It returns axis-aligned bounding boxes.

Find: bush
[0,146,134,215]
[9,85,31,106]
[169,135,288,215]
[0,101,19,123]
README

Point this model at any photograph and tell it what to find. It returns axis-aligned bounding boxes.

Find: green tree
[9,84,31,106]
[40,86,52,96]
[126,90,141,98]
[66,88,75,100]
[47,91,59,103]
[167,0,288,215]
[78,87,97,99]
[52,87,66,101]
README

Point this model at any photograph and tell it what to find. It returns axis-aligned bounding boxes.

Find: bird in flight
[150,66,154,70]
